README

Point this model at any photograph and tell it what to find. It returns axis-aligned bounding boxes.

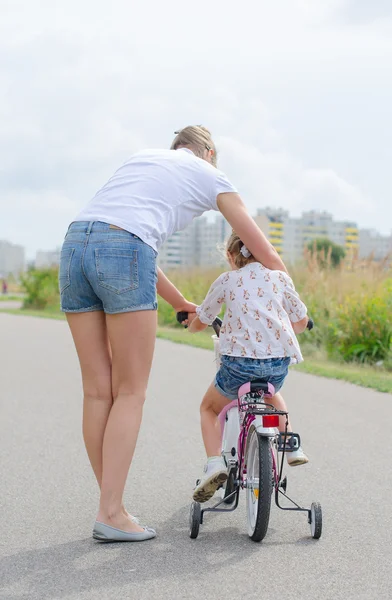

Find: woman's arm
[157,268,197,313]
[217,192,288,274]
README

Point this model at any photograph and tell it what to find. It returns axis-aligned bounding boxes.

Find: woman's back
[74,148,236,251]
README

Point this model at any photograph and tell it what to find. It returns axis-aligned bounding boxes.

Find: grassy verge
[0,307,65,320]
[1,306,391,394]
[0,295,24,302]
[293,360,392,394]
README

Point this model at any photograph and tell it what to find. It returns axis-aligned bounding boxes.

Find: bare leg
[66,312,113,486]
[268,392,293,433]
[97,310,157,532]
[200,384,230,457]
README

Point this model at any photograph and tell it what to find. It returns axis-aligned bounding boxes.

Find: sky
[1,0,391,258]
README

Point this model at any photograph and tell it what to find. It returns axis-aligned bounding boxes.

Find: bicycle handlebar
[176,311,222,335]
[176,311,313,336]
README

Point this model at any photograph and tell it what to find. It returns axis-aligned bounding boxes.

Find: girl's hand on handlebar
[188,316,208,333]
[180,312,197,327]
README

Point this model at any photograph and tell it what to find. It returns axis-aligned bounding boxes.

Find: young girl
[188,232,309,503]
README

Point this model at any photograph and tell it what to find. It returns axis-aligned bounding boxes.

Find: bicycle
[177,312,322,543]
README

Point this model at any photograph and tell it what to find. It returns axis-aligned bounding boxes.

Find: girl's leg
[269,392,309,465]
[97,310,157,532]
[194,384,231,502]
[268,391,293,433]
[200,383,230,457]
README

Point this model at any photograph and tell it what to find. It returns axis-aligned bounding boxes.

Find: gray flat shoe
[93,521,156,542]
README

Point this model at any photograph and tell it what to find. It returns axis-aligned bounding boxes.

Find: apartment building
[158,208,389,269]
[158,220,198,269]
[35,248,61,269]
[0,240,25,277]
[197,215,232,267]
[359,229,392,260]
[254,208,359,263]
[158,215,231,270]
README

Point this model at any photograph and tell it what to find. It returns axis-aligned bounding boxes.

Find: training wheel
[309,502,322,539]
[189,501,202,539]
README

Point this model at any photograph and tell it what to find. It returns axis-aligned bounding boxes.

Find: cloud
[218,134,371,223]
[0,0,391,257]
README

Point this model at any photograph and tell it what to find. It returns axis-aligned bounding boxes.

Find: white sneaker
[193,459,228,503]
[287,446,309,466]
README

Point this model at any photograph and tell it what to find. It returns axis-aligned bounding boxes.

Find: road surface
[1,313,391,599]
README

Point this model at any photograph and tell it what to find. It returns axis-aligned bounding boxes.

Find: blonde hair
[226,231,254,269]
[170,125,217,167]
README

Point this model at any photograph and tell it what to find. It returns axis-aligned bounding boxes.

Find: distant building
[157,208,391,268]
[158,215,232,270]
[158,221,198,269]
[254,208,359,263]
[197,215,232,267]
[35,248,61,269]
[0,240,25,277]
[359,230,392,260]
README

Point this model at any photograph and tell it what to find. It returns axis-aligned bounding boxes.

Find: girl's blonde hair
[170,125,217,167]
[226,231,254,269]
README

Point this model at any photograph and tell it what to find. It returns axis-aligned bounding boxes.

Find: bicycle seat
[238,381,275,399]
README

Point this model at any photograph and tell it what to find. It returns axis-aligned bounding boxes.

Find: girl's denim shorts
[215,355,291,400]
[59,221,158,314]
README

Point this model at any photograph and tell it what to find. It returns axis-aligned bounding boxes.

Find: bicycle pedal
[277,433,301,452]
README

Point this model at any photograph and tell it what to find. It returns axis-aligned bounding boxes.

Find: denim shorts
[215,355,291,400]
[59,221,158,314]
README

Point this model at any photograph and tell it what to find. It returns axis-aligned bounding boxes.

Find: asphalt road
[1,314,391,600]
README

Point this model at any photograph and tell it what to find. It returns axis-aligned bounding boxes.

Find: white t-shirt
[74,148,237,251]
[197,263,307,364]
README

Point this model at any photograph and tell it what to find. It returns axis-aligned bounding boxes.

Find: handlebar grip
[307,318,314,331]
[176,312,222,335]
[176,311,189,328]
[212,317,222,336]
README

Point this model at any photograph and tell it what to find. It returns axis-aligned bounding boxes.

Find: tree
[307,238,346,268]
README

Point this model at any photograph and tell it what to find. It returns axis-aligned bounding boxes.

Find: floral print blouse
[197,263,307,364]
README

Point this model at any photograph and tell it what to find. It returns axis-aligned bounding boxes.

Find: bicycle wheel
[246,429,273,542]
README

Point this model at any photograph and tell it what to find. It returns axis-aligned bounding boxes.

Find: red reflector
[262,414,280,428]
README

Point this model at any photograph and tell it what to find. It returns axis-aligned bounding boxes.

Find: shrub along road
[1,313,391,599]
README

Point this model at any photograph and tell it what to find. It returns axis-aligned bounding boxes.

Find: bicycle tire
[245,430,273,542]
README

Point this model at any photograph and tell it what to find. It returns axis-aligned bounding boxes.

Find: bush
[326,281,392,364]
[21,268,59,310]
[307,238,346,268]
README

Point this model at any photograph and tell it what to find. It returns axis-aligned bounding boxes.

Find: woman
[59,125,288,542]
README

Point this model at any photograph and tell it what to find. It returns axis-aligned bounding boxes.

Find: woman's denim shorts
[59,222,158,314]
[215,355,291,400]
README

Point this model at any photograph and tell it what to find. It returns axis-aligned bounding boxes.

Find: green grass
[157,326,214,350]
[0,295,24,302]
[0,307,66,320]
[1,306,392,394]
[293,360,392,394]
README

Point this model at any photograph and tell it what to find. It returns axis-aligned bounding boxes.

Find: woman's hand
[174,300,198,314]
